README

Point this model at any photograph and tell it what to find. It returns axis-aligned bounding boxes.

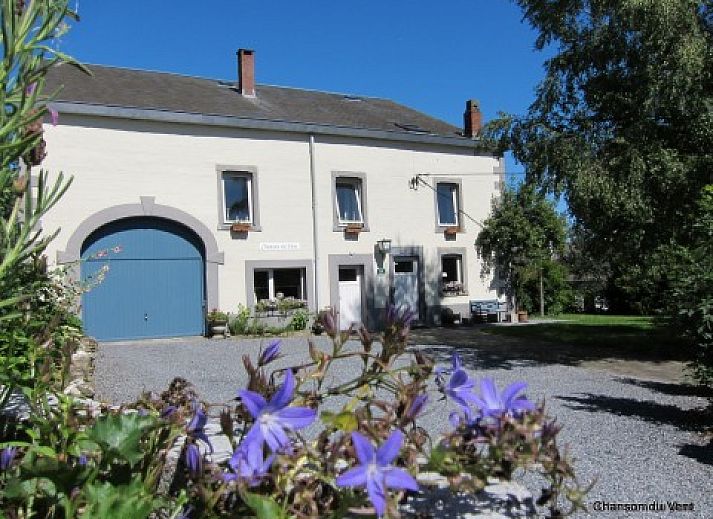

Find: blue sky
[60,1,550,182]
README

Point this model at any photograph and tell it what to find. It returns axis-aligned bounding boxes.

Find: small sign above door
[259,242,300,251]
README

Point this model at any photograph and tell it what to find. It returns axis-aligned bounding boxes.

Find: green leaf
[30,445,58,458]
[243,492,287,519]
[320,410,358,432]
[86,413,157,467]
[3,477,57,500]
[79,478,164,519]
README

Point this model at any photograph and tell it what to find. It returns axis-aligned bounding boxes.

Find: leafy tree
[662,185,713,385]
[476,183,568,315]
[518,258,574,316]
[481,0,712,314]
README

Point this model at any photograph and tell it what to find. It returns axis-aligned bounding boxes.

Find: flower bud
[12,175,27,193]
[357,325,373,353]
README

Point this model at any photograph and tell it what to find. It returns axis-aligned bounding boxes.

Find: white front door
[393,257,419,316]
[338,267,362,330]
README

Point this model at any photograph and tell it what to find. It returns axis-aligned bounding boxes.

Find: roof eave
[52,101,480,149]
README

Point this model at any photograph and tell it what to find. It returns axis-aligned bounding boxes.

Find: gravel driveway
[95,335,712,518]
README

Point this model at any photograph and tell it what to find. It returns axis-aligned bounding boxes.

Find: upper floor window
[335,177,363,224]
[436,182,459,226]
[222,171,253,223]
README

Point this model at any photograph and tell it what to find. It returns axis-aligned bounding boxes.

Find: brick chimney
[237,49,255,97]
[463,99,482,138]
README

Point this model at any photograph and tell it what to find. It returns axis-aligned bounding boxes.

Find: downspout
[308,134,319,311]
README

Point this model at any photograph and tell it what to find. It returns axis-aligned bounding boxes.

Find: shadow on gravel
[618,378,713,398]
[409,326,683,365]
[411,344,542,371]
[556,393,710,433]
[678,440,713,466]
[409,326,689,382]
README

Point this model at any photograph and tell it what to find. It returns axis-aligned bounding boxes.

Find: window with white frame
[221,171,253,223]
[441,254,464,295]
[254,268,306,301]
[335,178,364,224]
[436,182,459,226]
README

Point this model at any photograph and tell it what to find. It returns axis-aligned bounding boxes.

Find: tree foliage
[481,0,712,313]
[475,183,568,314]
[662,185,713,385]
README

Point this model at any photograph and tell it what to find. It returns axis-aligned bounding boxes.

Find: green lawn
[482,314,687,357]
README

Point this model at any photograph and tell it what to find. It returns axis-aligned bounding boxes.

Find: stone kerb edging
[64,336,98,399]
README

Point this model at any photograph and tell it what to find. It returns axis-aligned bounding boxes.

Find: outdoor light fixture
[377,238,392,254]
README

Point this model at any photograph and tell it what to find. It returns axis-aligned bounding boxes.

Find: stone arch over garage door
[57,196,224,324]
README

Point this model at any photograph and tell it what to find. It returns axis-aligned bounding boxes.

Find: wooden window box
[344,224,363,235]
[444,226,460,236]
[230,222,252,232]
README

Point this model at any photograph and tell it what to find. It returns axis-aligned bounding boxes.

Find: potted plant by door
[207,309,230,338]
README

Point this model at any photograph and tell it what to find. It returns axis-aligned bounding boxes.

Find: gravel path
[95,335,712,518]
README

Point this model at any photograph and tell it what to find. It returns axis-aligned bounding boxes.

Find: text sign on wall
[259,242,300,251]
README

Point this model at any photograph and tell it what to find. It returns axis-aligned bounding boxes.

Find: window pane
[254,271,269,301]
[336,181,362,222]
[442,256,461,283]
[395,259,414,273]
[339,268,358,282]
[273,268,303,299]
[224,175,250,222]
[437,183,457,225]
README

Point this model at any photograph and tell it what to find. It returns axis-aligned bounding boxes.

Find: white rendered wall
[41,115,500,320]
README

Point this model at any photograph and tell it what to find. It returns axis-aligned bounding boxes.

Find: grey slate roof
[46,63,468,142]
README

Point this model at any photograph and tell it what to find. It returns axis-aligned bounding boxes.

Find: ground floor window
[441,254,465,295]
[254,268,306,301]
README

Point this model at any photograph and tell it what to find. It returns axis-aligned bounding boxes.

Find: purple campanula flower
[78,454,88,466]
[223,435,274,486]
[449,405,480,429]
[435,353,463,387]
[187,402,213,452]
[471,379,535,419]
[404,394,428,421]
[0,447,17,471]
[184,443,202,476]
[160,405,178,419]
[444,369,480,410]
[238,369,316,452]
[336,431,419,517]
[258,340,281,366]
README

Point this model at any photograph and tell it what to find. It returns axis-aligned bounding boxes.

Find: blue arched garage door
[81,217,205,341]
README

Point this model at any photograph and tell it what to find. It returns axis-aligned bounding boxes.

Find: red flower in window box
[231,222,251,233]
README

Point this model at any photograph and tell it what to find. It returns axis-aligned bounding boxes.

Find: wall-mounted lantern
[376,238,392,255]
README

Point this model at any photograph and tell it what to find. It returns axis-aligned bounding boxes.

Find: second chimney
[463,99,482,138]
[238,49,255,97]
